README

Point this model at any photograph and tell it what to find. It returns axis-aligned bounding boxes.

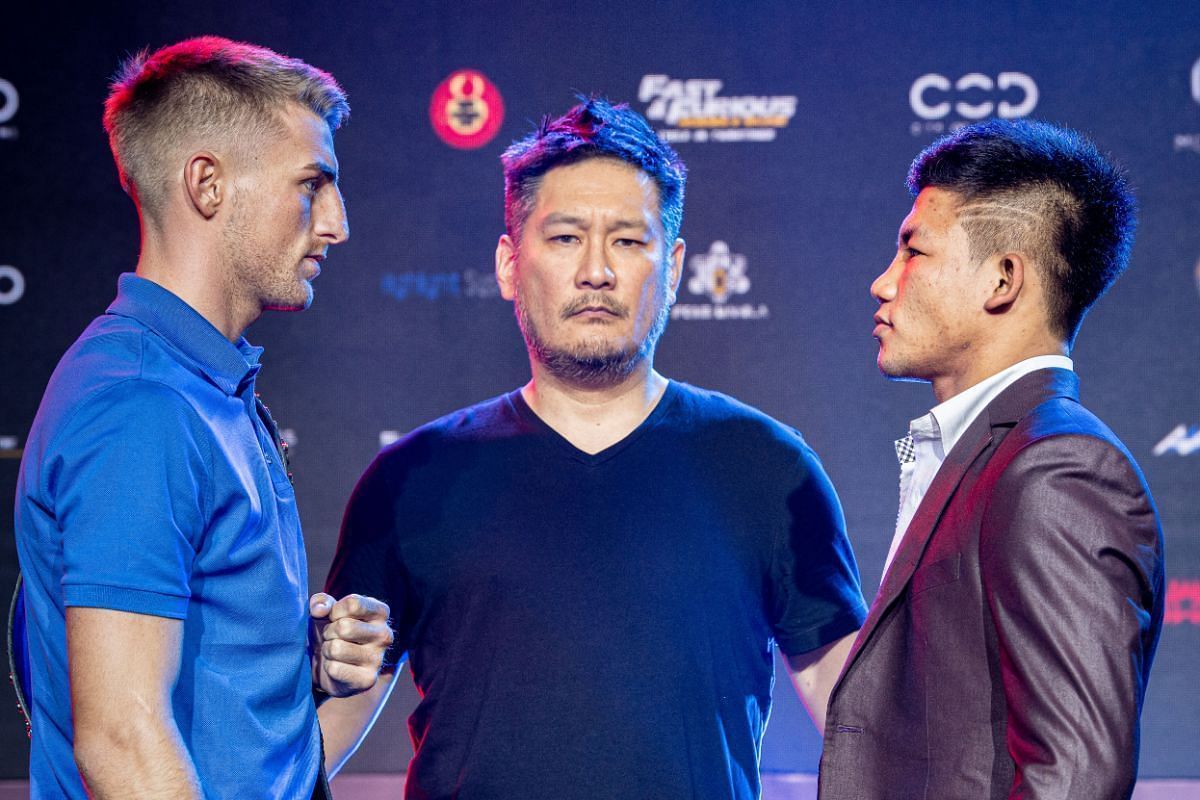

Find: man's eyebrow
[898,225,920,247]
[303,161,339,183]
[609,218,650,232]
[542,212,588,227]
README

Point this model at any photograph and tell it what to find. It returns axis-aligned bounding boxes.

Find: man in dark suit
[819,120,1165,799]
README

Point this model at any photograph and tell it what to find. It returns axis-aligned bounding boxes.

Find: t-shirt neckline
[506,380,680,465]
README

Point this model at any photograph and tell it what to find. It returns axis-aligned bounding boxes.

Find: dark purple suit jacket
[819,368,1164,800]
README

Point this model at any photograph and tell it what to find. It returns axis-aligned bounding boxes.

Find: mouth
[872,315,891,338]
[562,296,629,320]
[303,254,325,279]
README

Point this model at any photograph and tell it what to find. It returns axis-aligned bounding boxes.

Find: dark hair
[104,36,349,220]
[908,119,1136,344]
[501,97,687,246]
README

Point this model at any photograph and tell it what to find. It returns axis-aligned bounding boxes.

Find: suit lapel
[836,367,1080,682]
[838,417,994,674]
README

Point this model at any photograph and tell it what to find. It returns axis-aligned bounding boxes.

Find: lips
[302,254,324,279]
[561,295,628,320]
[872,315,891,338]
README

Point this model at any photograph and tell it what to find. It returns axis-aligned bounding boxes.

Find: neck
[135,228,257,342]
[521,359,669,455]
[930,337,1068,404]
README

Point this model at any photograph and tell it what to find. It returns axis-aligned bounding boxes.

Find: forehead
[532,158,659,219]
[902,186,965,237]
[263,103,337,169]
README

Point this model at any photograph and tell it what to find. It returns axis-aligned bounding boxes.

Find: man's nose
[576,240,615,289]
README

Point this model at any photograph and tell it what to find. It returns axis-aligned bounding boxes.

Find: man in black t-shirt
[318,98,867,799]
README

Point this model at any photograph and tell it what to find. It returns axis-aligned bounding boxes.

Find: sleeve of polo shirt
[768,441,868,655]
[47,380,210,620]
[326,449,414,667]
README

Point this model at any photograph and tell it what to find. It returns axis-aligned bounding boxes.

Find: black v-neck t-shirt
[327,381,867,799]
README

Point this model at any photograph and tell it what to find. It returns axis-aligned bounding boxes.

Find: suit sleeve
[979,432,1163,800]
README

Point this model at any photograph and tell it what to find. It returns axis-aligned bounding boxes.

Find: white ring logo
[910,73,1038,120]
[0,265,25,305]
[0,80,18,125]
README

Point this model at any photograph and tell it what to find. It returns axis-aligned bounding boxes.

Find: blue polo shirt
[15,274,320,799]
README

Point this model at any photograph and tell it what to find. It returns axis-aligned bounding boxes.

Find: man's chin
[877,358,929,384]
[534,343,645,385]
[263,293,313,313]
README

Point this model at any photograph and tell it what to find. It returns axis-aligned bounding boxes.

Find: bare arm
[784,631,858,734]
[68,607,201,799]
[318,666,399,776]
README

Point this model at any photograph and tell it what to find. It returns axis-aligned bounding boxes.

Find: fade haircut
[103,36,349,223]
[501,97,687,250]
[908,119,1136,345]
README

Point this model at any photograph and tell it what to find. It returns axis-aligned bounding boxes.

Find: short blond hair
[103,36,349,221]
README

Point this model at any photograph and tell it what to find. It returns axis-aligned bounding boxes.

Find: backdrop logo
[380,270,500,302]
[638,75,797,144]
[1177,60,1200,154]
[0,435,20,459]
[909,72,1038,136]
[0,79,18,140]
[1165,578,1200,625]
[430,70,504,150]
[673,241,768,321]
[0,265,25,305]
[1153,424,1200,456]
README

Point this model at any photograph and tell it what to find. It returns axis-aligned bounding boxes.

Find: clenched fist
[308,593,393,698]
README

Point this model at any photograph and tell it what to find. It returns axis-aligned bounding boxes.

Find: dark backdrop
[2,0,1197,780]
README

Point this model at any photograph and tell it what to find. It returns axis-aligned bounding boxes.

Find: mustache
[560,294,630,320]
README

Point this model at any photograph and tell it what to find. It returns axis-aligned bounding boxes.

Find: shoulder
[982,397,1159,549]
[669,382,820,466]
[999,397,1148,490]
[32,318,211,451]
[356,393,516,482]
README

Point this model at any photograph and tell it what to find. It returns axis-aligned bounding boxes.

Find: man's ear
[184,152,223,220]
[983,252,1026,313]
[667,238,685,304]
[495,234,518,301]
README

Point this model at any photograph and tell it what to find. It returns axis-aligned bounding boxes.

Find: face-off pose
[319,98,867,799]
[14,37,391,800]
[820,120,1164,800]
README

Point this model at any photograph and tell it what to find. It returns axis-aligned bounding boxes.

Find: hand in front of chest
[308,593,394,698]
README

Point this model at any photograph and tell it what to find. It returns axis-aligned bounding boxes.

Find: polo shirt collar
[107,273,263,396]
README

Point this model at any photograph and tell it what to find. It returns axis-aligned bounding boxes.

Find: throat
[522,371,669,455]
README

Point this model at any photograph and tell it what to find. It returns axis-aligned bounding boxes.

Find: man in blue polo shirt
[14,37,392,799]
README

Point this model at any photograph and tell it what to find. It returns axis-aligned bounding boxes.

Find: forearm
[75,717,201,799]
[67,607,200,799]
[317,668,398,777]
[786,631,858,734]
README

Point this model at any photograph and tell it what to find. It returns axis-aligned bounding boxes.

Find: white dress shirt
[881,355,1074,581]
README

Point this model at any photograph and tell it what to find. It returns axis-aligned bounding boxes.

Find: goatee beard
[516,291,670,387]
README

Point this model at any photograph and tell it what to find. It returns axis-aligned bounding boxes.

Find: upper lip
[873,314,890,327]
[576,305,616,314]
[305,253,326,262]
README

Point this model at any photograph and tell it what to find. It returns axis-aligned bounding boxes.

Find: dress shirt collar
[927,355,1074,457]
[106,272,263,396]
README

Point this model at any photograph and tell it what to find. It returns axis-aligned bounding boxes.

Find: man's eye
[615,238,645,247]
[550,234,578,244]
[302,178,320,192]
[906,247,923,258]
